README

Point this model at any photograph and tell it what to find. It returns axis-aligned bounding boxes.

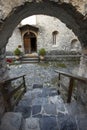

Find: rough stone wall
[0,0,87,20]
[69,0,87,15]
[6,27,23,53]
[6,15,81,53]
[79,55,87,77]
[36,15,81,52]
[0,47,8,120]
[0,48,8,81]
[75,50,87,106]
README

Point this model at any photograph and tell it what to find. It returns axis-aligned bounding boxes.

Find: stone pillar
[0,47,8,120]
[0,47,8,81]
[78,49,87,77]
[77,48,87,106]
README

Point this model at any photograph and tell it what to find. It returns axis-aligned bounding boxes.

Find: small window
[52,31,58,45]
[71,39,78,49]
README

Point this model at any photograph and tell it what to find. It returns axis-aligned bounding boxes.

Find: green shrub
[14,48,21,56]
[57,63,66,68]
[39,48,46,56]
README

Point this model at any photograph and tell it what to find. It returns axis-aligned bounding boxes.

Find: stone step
[21,60,39,63]
[23,117,40,130]
[1,112,87,130]
[23,114,78,130]
[1,85,87,130]
[0,112,23,130]
[33,84,43,89]
[14,86,67,119]
[76,114,87,130]
[21,57,39,60]
[20,57,39,63]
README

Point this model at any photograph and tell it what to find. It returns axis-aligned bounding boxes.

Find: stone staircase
[20,56,40,63]
[0,84,87,130]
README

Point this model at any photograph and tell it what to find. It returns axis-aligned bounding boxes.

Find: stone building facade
[36,15,81,52]
[6,15,81,54]
[6,27,23,53]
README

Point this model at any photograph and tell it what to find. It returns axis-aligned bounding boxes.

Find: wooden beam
[67,77,74,103]
[55,70,87,83]
[23,76,26,92]
[58,73,61,87]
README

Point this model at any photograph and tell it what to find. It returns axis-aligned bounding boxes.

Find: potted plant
[14,48,22,56]
[14,48,22,61]
[39,48,46,60]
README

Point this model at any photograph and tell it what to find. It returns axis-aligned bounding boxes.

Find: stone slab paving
[32,105,41,115]
[24,118,40,130]
[14,84,67,117]
[40,116,58,130]
[13,84,79,130]
[65,101,87,116]
[1,84,87,130]
[76,114,87,130]
[57,113,78,130]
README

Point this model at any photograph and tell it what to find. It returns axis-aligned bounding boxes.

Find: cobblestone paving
[8,63,59,89]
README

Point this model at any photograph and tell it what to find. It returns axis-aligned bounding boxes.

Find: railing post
[58,73,61,87]
[57,73,61,95]
[23,76,26,92]
[67,77,74,103]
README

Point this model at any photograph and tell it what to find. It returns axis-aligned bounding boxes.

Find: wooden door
[24,35,31,54]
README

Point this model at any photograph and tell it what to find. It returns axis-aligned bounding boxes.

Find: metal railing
[55,70,87,103]
[0,74,26,111]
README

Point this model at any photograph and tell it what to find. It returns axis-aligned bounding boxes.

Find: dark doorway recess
[24,32,37,54]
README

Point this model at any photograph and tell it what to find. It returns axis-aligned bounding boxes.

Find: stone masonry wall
[6,27,23,54]
[36,15,81,52]
[6,15,81,53]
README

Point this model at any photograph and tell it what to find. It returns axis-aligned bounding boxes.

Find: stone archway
[23,32,37,54]
[0,1,87,49]
[0,0,87,117]
[0,0,87,80]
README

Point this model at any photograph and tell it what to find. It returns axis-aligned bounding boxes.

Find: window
[52,31,58,45]
[71,39,78,49]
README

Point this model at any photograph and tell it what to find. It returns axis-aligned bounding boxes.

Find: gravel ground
[8,63,79,90]
[8,63,59,89]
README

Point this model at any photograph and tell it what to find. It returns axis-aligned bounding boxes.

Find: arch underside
[0,1,87,49]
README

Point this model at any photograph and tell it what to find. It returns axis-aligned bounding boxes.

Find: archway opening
[24,32,37,54]
[0,1,87,121]
[0,1,86,49]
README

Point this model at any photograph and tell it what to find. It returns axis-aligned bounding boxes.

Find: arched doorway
[24,32,37,54]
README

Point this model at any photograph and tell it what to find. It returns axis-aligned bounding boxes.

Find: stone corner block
[0,112,23,130]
